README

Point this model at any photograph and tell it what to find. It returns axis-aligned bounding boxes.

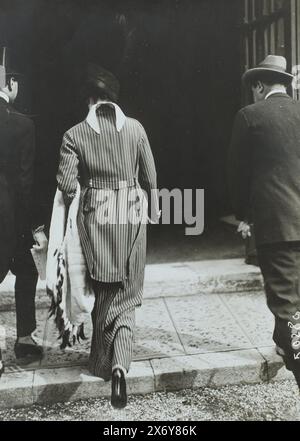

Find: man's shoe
[14,336,43,363]
[111,368,127,409]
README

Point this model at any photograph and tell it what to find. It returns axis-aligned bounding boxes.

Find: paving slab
[1,346,289,409]
[257,346,294,382]
[164,295,253,355]
[125,361,155,396]
[144,263,200,298]
[0,345,294,409]
[220,291,274,347]
[40,298,185,368]
[134,298,185,359]
[32,366,111,405]
[0,370,34,408]
[31,361,154,406]
[1,297,185,369]
[187,259,263,294]
[150,349,265,391]
[0,259,263,311]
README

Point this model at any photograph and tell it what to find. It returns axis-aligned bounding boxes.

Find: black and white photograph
[0,0,300,425]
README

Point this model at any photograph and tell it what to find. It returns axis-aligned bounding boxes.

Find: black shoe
[0,349,4,378]
[14,337,43,363]
[111,368,127,409]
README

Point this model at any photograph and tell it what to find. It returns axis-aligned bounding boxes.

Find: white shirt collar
[265,89,286,100]
[0,91,9,103]
[86,101,126,133]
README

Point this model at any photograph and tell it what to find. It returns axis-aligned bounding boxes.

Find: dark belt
[82,177,137,190]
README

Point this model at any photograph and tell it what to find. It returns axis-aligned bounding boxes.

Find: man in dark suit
[0,49,47,375]
[228,55,300,389]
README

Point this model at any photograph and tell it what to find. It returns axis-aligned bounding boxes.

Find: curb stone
[0,347,292,409]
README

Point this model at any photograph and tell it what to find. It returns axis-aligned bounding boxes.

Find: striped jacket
[56,104,158,282]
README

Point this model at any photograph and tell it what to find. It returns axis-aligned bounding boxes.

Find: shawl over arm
[46,182,93,349]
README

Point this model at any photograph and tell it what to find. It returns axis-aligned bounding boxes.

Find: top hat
[84,63,120,102]
[0,47,22,88]
[242,55,294,85]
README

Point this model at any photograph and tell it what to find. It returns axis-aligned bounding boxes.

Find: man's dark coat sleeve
[227,109,252,222]
[18,119,35,218]
[16,117,43,232]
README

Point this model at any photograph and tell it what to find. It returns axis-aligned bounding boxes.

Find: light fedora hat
[242,54,294,84]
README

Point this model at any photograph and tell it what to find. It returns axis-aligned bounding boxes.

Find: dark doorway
[0,0,244,260]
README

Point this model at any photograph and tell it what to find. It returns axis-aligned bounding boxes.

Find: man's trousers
[257,241,300,370]
[10,232,38,338]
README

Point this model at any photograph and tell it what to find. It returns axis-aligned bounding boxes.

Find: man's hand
[237,221,251,239]
[32,231,48,252]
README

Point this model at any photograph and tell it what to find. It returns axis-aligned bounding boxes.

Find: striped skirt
[88,271,144,380]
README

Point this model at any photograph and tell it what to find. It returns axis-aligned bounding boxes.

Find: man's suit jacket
[228,92,300,246]
[0,97,42,282]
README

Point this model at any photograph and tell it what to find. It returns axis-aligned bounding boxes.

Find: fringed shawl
[46,183,94,348]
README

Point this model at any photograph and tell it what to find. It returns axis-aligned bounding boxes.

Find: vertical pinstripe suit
[57,103,158,379]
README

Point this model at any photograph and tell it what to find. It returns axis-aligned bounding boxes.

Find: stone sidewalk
[0,259,293,409]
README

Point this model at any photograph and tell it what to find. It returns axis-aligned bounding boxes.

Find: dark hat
[84,63,120,102]
[0,47,22,88]
[242,55,294,85]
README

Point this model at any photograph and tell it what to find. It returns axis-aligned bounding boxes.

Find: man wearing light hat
[228,54,300,390]
[0,48,47,375]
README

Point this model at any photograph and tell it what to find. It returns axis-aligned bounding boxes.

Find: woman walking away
[56,63,159,409]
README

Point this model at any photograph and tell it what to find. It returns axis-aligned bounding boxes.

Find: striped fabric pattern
[89,277,142,379]
[57,105,158,283]
[57,104,158,378]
